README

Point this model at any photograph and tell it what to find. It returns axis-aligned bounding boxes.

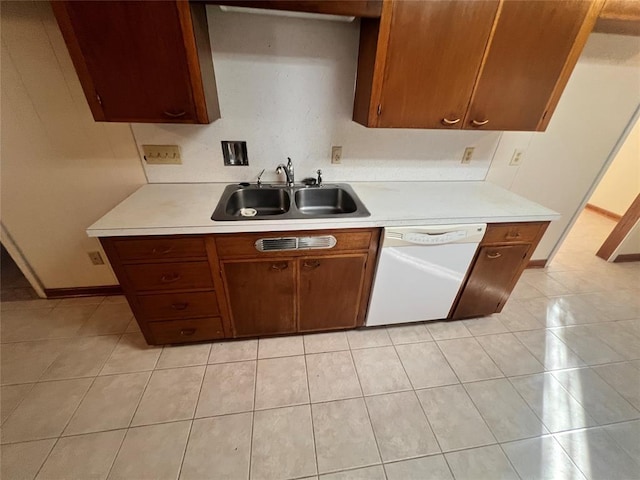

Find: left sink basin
[223,188,290,217]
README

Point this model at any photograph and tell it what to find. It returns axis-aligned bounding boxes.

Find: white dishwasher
[367,224,486,326]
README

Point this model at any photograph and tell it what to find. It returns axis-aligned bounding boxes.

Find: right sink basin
[294,187,358,215]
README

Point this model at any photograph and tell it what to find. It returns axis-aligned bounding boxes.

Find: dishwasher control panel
[383,224,486,247]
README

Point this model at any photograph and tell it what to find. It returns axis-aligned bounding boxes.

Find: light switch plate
[142,145,182,165]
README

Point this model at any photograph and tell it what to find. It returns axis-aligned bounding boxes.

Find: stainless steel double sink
[211,183,370,221]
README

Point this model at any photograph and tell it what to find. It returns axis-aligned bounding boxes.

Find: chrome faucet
[276,157,295,187]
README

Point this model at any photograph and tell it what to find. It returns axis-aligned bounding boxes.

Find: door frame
[0,222,46,298]
[546,104,640,264]
[596,193,640,262]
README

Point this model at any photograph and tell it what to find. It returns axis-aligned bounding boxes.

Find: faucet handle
[316,169,323,187]
[256,169,265,187]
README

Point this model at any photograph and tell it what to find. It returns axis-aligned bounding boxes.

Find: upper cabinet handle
[164,110,186,118]
[441,117,461,126]
[487,252,502,259]
[471,119,489,127]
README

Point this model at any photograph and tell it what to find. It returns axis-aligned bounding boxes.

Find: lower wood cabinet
[221,259,297,336]
[100,228,381,344]
[101,235,225,345]
[215,228,381,338]
[299,254,368,332]
[100,222,549,344]
[451,221,549,319]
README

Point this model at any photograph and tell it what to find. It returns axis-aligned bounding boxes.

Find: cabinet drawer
[114,237,206,262]
[148,317,224,344]
[482,223,544,245]
[137,291,219,321]
[215,229,374,259]
[124,262,213,292]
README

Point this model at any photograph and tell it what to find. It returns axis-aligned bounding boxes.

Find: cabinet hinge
[377,104,382,116]
[96,93,102,106]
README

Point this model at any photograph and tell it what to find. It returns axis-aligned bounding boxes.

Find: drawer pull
[487,252,502,259]
[441,117,461,126]
[471,119,489,127]
[271,262,288,271]
[180,328,196,336]
[160,273,182,283]
[302,260,321,269]
[171,302,189,310]
[164,110,187,118]
[152,247,174,255]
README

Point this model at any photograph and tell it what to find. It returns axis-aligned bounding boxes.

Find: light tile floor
[1,209,639,479]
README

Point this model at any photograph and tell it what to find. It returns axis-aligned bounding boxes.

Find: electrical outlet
[461,147,475,164]
[88,251,104,265]
[510,149,525,166]
[142,145,182,165]
[331,146,342,164]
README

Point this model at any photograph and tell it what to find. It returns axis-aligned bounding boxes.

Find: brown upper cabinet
[354,0,604,131]
[594,0,640,35]
[51,1,220,124]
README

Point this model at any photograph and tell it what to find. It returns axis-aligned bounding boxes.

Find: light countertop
[87,181,560,237]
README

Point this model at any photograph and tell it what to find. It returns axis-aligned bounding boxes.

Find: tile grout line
[389,340,455,479]
[32,435,61,479]
[347,346,385,478]
[0,382,36,428]
[30,372,102,478]
[301,342,320,478]
[176,359,209,479]
[247,342,259,480]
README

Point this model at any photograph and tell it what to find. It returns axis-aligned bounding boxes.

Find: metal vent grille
[255,237,297,252]
[298,236,337,250]
[255,235,337,252]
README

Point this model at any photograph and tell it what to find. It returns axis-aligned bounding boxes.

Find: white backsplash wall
[133,7,501,184]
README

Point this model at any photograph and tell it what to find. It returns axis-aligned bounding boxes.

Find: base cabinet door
[452,244,530,319]
[222,259,296,336]
[298,255,367,332]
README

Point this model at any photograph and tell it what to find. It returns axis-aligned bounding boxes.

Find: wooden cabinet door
[298,255,367,332]
[452,244,530,319]
[222,259,296,336]
[52,1,218,123]
[465,0,600,131]
[375,0,499,129]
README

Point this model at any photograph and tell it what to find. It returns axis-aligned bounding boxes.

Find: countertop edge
[87,213,561,237]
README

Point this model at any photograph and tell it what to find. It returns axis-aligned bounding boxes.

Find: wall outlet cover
[331,146,342,164]
[142,145,182,165]
[510,149,525,166]
[88,251,104,265]
[461,147,475,164]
